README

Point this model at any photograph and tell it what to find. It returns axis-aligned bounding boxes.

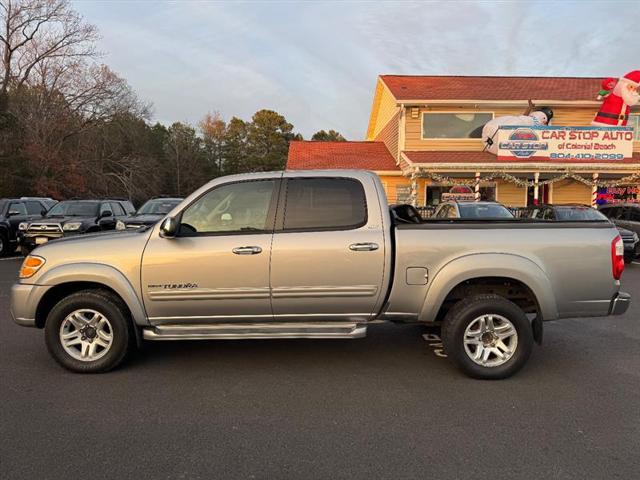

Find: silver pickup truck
[11,170,630,379]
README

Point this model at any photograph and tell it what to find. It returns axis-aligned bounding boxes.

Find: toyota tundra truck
[10,170,631,379]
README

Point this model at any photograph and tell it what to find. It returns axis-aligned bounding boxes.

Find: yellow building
[288,75,639,209]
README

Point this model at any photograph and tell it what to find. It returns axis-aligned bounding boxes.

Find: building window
[630,114,640,141]
[422,112,494,139]
[425,183,496,206]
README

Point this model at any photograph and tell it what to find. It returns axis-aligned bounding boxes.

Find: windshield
[47,201,99,217]
[137,199,181,215]
[458,204,514,218]
[555,207,608,221]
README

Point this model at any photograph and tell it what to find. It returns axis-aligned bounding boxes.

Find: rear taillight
[611,235,624,280]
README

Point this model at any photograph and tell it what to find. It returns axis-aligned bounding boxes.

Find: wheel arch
[34,263,148,328]
[419,253,558,323]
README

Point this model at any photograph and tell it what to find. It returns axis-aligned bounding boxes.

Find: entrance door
[141,177,280,324]
[270,175,386,322]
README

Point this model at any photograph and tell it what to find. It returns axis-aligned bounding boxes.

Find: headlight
[633,233,639,242]
[115,220,126,231]
[62,222,82,231]
[18,222,28,231]
[19,255,46,279]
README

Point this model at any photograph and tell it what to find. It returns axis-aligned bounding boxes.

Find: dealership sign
[497,125,634,161]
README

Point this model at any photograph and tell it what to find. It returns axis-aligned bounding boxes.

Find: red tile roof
[287,141,399,171]
[403,151,640,164]
[381,75,604,102]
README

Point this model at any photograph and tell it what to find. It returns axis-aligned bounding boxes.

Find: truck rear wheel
[44,290,134,373]
[441,294,533,380]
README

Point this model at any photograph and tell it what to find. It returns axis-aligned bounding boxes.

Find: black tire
[0,231,9,256]
[44,290,134,373]
[441,294,533,380]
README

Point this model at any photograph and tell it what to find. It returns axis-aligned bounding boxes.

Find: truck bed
[385,219,619,323]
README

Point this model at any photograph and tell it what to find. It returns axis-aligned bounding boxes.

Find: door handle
[232,246,263,255]
[349,242,379,252]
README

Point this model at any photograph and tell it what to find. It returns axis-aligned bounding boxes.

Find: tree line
[0,0,346,205]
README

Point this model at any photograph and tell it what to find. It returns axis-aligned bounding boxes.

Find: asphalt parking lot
[1,257,639,479]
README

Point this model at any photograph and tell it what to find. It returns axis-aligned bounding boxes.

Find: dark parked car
[527,204,639,263]
[433,200,515,219]
[21,199,135,254]
[0,198,52,256]
[116,197,183,230]
[599,203,640,235]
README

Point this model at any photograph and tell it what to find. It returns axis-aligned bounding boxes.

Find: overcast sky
[73,0,639,139]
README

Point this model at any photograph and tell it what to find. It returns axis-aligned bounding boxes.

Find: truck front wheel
[44,290,134,373]
[441,294,533,380]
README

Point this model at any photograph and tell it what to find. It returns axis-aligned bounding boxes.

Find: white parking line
[633,261,640,265]
[0,256,22,261]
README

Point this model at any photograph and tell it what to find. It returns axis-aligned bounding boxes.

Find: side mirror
[100,210,113,218]
[160,216,179,238]
[41,209,47,216]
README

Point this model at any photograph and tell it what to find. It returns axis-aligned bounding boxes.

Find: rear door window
[282,178,367,231]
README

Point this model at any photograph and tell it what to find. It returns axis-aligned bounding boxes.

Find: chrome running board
[142,322,367,341]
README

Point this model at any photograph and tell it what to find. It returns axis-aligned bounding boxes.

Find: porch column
[533,172,540,205]
[591,173,599,208]
[410,170,418,207]
[474,172,481,202]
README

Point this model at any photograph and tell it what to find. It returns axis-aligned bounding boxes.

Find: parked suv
[0,198,51,256]
[527,204,639,263]
[116,197,183,230]
[21,199,135,253]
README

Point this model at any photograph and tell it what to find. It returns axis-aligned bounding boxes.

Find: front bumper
[609,291,631,316]
[22,231,83,248]
[10,283,52,328]
[623,240,639,261]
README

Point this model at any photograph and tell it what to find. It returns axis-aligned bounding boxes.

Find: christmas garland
[413,170,640,188]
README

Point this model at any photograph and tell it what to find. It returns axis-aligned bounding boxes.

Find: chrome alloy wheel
[463,314,518,367]
[59,309,114,362]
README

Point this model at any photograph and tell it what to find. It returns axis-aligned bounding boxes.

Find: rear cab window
[281,178,367,231]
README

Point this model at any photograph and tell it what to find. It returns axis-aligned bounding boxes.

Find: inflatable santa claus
[592,70,640,126]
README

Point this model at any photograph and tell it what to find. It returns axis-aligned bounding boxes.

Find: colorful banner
[497,125,634,161]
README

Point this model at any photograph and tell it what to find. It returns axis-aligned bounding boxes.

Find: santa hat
[622,70,640,86]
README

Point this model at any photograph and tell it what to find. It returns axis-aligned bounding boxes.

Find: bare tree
[0,0,98,105]
[199,111,226,176]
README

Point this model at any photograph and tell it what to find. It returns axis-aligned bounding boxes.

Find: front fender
[418,253,558,322]
[35,262,149,326]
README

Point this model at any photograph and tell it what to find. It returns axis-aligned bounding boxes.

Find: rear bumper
[609,291,631,316]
